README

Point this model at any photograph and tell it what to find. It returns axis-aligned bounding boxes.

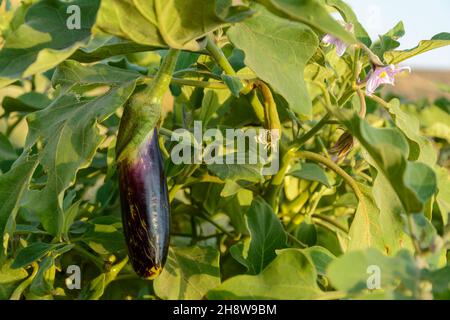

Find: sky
[345,0,450,70]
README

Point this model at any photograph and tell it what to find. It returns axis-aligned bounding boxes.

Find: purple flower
[322,23,354,57]
[365,64,411,96]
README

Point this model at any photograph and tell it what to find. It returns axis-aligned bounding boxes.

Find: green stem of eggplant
[206,35,236,76]
[146,49,181,102]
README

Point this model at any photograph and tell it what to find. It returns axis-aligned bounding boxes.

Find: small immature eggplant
[116,49,179,279]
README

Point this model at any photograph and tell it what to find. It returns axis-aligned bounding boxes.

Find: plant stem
[368,94,391,109]
[356,87,367,117]
[206,35,236,76]
[312,213,349,233]
[286,232,307,248]
[196,212,235,239]
[358,43,384,67]
[145,49,180,101]
[291,114,331,148]
[295,151,364,203]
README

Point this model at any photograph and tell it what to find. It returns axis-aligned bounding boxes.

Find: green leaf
[243,197,287,274]
[221,74,243,98]
[70,34,158,63]
[80,219,125,255]
[52,60,140,91]
[295,219,317,247]
[79,257,128,300]
[94,0,253,51]
[348,184,384,252]
[0,153,38,257]
[435,167,450,225]
[207,249,321,299]
[0,260,28,284]
[371,21,405,58]
[79,273,106,300]
[24,63,137,235]
[301,246,335,276]
[386,99,436,165]
[372,172,413,255]
[0,0,100,80]
[62,201,81,241]
[288,162,331,187]
[207,155,263,183]
[29,256,55,297]
[1,92,51,114]
[227,4,319,117]
[11,242,61,269]
[384,33,450,64]
[199,87,231,125]
[154,246,221,300]
[327,249,420,297]
[337,110,437,213]
[0,133,17,162]
[257,0,356,44]
[423,266,450,300]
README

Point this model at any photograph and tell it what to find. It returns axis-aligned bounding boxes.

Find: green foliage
[0,0,449,301]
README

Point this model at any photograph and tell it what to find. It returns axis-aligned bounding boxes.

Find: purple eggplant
[116,49,179,279]
[118,128,169,279]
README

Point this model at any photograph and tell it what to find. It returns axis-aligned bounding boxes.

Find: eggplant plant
[0,0,449,300]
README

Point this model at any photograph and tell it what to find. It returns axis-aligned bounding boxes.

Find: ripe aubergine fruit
[117,128,170,279]
[116,49,179,279]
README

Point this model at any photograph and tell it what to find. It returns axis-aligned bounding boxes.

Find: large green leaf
[207,249,321,299]
[348,184,384,252]
[154,246,221,300]
[94,0,253,51]
[228,4,318,117]
[24,62,137,236]
[0,0,100,80]
[0,153,38,257]
[384,33,450,64]
[327,249,420,298]
[337,111,437,213]
[244,197,287,274]
[372,173,413,255]
[386,99,436,165]
[257,0,356,44]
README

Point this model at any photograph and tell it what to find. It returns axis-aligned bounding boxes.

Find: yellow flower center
[379,71,388,78]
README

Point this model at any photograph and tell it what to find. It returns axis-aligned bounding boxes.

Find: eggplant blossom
[322,23,354,57]
[365,64,411,96]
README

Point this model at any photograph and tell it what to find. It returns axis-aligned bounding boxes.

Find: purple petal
[366,73,382,95]
[322,34,336,44]
[335,41,348,56]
